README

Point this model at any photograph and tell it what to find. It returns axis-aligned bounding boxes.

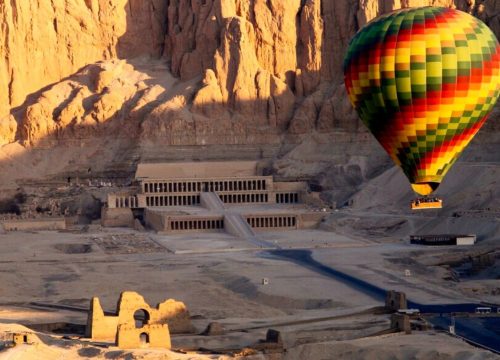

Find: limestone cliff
[0,0,166,115]
[0,0,499,147]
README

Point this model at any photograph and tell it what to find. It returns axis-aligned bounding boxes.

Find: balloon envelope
[344,7,500,195]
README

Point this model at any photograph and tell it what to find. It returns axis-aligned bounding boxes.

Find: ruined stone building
[86,291,192,349]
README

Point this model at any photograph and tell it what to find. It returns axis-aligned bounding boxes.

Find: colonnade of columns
[219,193,269,204]
[246,216,297,228]
[169,218,224,231]
[145,195,201,207]
[143,179,267,193]
[115,196,138,208]
[275,192,299,204]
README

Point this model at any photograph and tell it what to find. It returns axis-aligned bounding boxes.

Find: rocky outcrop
[19,60,149,146]
[1,0,499,148]
[0,0,166,119]
[0,115,17,146]
[474,0,500,36]
[297,0,323,97]
[164,0,220,80]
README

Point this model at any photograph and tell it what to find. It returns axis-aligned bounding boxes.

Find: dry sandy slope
[286,332,498,360]
[335,160,500,243]
[0,323,222,360]
[0,228,498,358]
[306,121,500,244]
[2,320,496,360]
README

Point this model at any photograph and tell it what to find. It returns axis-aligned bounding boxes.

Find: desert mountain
[0,0,498,205]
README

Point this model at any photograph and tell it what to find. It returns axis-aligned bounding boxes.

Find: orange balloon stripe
[343,7,500,194]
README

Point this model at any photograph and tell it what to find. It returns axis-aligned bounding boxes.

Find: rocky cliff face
[0,0,168,111]
[0,0,499,148]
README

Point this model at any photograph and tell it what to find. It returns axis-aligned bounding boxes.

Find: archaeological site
[0,0,499,359]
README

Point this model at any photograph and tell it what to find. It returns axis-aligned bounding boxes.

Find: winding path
[267,249,500,354]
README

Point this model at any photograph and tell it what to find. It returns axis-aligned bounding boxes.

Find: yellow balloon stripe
[344,7,500,195]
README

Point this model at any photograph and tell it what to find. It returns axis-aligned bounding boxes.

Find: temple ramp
[200,192,225,211]
[201,192,277,248]
[224,213,277,248]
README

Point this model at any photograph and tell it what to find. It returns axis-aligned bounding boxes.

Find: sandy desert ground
[0,128,498,358]
[0,218,498,359]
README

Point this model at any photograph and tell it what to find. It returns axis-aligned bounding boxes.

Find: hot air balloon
[343,7,500,208]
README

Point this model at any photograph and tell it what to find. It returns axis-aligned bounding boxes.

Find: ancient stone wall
[86,291,192,345]
[0,218,66,231]
[101,207,134,228]
[385,291,408,311]
[390,313,411,334]
[116,323,170,349]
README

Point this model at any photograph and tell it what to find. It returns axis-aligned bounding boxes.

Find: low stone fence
[0,217,66,231]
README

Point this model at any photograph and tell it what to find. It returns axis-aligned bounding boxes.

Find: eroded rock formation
[0,0,166,118]
[0,0,498,147]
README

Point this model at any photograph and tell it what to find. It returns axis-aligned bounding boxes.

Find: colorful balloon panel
[344,7,500,195]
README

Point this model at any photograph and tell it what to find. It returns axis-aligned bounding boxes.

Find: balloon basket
[411,197,443,210]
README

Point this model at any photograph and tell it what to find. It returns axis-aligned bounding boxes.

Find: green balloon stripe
[344,7,500,192]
